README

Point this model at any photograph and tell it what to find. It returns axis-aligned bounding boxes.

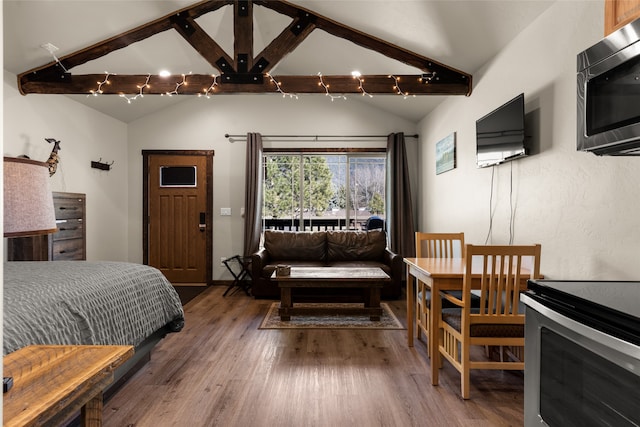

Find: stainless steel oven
[577,17,640,155]
[522,280,640,427]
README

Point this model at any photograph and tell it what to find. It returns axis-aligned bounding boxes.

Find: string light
[420,72,436,84]
[82,70,425,101]
[89,72,113,96]
[35,44,428,100]
[266,73,298,99]
[352,71,372,98]
[120,74,151,103]
[389,75,415,99]
[163,72,191,96]
[198,74,219,98]
[317,72,346,101]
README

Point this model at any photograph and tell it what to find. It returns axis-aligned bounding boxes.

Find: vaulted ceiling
[3,1,554,123]
[17,0,472,97]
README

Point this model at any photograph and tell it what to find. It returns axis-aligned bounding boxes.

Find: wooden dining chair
[414,232,465,344]
[434,243,541,399]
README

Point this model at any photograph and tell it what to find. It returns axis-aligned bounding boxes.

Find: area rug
[259,302,404,329]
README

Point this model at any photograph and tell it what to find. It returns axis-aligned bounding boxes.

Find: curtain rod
[225,133,419,141]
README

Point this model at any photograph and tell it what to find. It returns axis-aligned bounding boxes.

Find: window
[262,153,386,231]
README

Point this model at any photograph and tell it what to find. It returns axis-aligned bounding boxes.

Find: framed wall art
[435,132,456,175]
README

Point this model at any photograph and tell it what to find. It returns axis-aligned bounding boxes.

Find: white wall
[3,71,130,261]
[127,94,417,279]
[418,1,639,280]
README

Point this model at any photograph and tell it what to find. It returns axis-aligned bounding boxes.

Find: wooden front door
[143,150,213,286]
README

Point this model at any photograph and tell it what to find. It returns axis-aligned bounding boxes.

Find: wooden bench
[3,345,134,427]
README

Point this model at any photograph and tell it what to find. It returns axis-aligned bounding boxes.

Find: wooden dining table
[404,257,532,382]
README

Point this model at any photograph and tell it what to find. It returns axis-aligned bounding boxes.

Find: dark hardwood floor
[103,286,524,426]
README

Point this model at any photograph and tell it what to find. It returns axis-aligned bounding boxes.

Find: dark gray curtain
[243,132,263,257]
[386,132,415,257]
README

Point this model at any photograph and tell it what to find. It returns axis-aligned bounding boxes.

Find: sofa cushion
[264,230,326,262]
[326,230,386,262]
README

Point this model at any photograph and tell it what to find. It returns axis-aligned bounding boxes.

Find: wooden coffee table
[3,344,134,427]
[272,267,390,321]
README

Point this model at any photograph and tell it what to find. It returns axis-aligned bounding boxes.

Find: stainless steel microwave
[577,18,640,155]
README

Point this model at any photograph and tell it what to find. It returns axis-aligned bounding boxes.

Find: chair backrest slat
[415,232,465,259]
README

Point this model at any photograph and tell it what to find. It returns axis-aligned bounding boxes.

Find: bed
[3,261,185,392]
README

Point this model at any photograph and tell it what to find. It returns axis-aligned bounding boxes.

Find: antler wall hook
[45,138,61,176]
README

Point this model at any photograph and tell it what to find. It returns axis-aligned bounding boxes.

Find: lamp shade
[4,157,57,237]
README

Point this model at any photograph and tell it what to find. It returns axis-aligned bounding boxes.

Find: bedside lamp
[4,156,57,240]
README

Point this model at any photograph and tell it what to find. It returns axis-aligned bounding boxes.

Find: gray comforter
[3,261,184,355]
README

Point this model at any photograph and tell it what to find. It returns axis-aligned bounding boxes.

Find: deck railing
[262,218,367,231]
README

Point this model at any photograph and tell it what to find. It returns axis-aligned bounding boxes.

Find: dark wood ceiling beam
[18,74,469,96]
[253,14,316,74]
[172,16,234,73]
[234,0,254,72]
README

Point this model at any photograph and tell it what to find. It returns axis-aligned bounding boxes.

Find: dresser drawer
[52,239,84,260]
[54,219,84,240]
[53,197,84,220]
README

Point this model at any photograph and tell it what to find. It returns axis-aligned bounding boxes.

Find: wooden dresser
[8,192,86,261]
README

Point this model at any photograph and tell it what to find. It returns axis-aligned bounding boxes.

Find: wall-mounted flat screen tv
[476,93,527,168]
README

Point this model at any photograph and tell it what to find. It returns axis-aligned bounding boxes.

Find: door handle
[199,212,206,231]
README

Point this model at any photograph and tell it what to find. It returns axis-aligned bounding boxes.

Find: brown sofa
[251,229,402,299]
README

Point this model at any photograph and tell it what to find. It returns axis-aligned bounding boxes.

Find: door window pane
[160,166,197,187]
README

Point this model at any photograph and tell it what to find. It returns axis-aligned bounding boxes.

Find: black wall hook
[91,158,114,171]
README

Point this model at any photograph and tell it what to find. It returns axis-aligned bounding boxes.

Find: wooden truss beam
[172,15,233,71]
[17,0,472,97]
[19,73,467,96]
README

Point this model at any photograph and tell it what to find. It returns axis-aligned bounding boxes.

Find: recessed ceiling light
[159,70,171,77]
[351,71,361,77]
